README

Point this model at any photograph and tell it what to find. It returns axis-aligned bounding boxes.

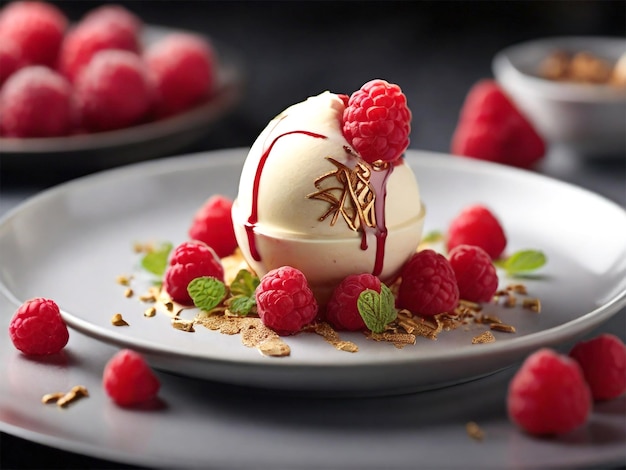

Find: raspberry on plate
[507,348,591,435]
[75,49,154,132]
[144,33,216,118]
[326,273,381,331]
[81,4,142,36]
[9,298,69,355]
[0,66,74,138]
[163,240,224,305]
[58,11,141,83]
[451,79,546,169]
[0,0,67,67]
[342,79,411,164]
[569,334,626,401]
[397,249,459,316]
[103,349,160,407]
[448,244,498,303]
[188,195,238,258]
[0,38,22,87]
[255,266,318,335]
[446,204,507,260]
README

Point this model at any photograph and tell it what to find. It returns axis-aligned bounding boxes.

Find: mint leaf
[357,284,397,333]
[227,295,257,316]
[499,250,547,275]
[229,269,260,297]
[188,276,226,311]
[140,241,172,276]
[421,230,444,244]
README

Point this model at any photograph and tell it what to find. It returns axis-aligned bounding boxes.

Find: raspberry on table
[188,195,238,258]
[326,273,382,331]
[0,0,67,68]
[397,249,460,317]
[448,244,498,303]
[144,33,216,118]
[0,66,74,138]
[0,38,22,87]
[446,204,507,260]
[58,11,141,83]
[103,349,160,407]
[75,49,154,133]
[450,79,545,169]
[342,79,411,164]
[163,240,225,305]
[507,348,591,435]
[255,266,318,335]
[569,334,626,401]
[9,298,69,355]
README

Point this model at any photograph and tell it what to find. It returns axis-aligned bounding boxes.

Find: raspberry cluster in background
[0,1,217,138]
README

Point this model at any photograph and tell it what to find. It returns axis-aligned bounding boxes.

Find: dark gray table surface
[1,1,625,468]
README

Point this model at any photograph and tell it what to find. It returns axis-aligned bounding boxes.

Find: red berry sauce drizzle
[244,128,397,277]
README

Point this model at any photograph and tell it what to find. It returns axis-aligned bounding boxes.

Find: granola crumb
[311,322,359,353]
[111,313,129,326]
[42,386,89,408]
[522,298,541,313]
[472,331,496,344]
[490,323,516,333]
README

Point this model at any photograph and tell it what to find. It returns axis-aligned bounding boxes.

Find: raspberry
[188,195,238,258]
[75,49,154,132]
[0,1,67,68]
[9,298,69,355]
[255,266,318,335]
[342,79,411,164]
[58,12,141,83]
[81,4,142,37]
[163,240,224,305]
[103,349,160,407]
[451,79,545,169]
[448,245,498,303]
[326,273,381,331]
[397,249,459,316]
[447,204,507,260]
[144,33,216,117]
[0,38,22,87]
[569,334,626,401]
[0,66,74,138]
[507,348,591,435]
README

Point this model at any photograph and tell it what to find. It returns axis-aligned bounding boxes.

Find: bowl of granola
[493,36,626,157]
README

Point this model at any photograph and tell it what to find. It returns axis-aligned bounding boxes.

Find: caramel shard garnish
[472,331,496,344]
[396,311,441,340]
[144,307,156,317]
[466,421,485,441]
[123,288,134,298]
[506,283,528,295]
[476,314,502,325]
[41,392,65,404]
[490,323,516,333]
[111,313,129,326]
[522,298,541,313]
[43,386,89,408]
[172,318,195,332]
[369,331,416,346]
[312,322,359,353]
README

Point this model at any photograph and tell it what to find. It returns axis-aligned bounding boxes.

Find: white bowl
[493,36,626,157]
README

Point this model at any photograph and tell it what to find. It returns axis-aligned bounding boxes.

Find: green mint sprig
[188,276,227,311]
[495,249,547,276]
[357,284,397,333]
[140,241,173,277]
[225,269,259,316]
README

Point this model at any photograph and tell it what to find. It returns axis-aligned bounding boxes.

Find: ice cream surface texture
[231,86,425,304]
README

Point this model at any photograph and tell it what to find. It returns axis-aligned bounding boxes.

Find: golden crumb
[311,322,359,353]
[143,307,156,318]
[123,288,134,298]
[115,274,132,286]
[111,313,129,326]
[466,421,485,441]
[472,331,496,344]
[490,323,516,333]
[41,392,65,404]
[506,283,528,295]
[522,298,541,313]
[42,386,89,408]
[172,318,195,332]
[258,338,291,357]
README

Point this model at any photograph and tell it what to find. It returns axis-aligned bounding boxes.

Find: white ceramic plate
[0,26,244,172]
[1,148,625,395]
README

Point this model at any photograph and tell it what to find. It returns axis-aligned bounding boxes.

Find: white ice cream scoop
[231,91,425,304]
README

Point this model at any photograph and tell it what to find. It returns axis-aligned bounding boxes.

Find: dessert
[231,80,425,305]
